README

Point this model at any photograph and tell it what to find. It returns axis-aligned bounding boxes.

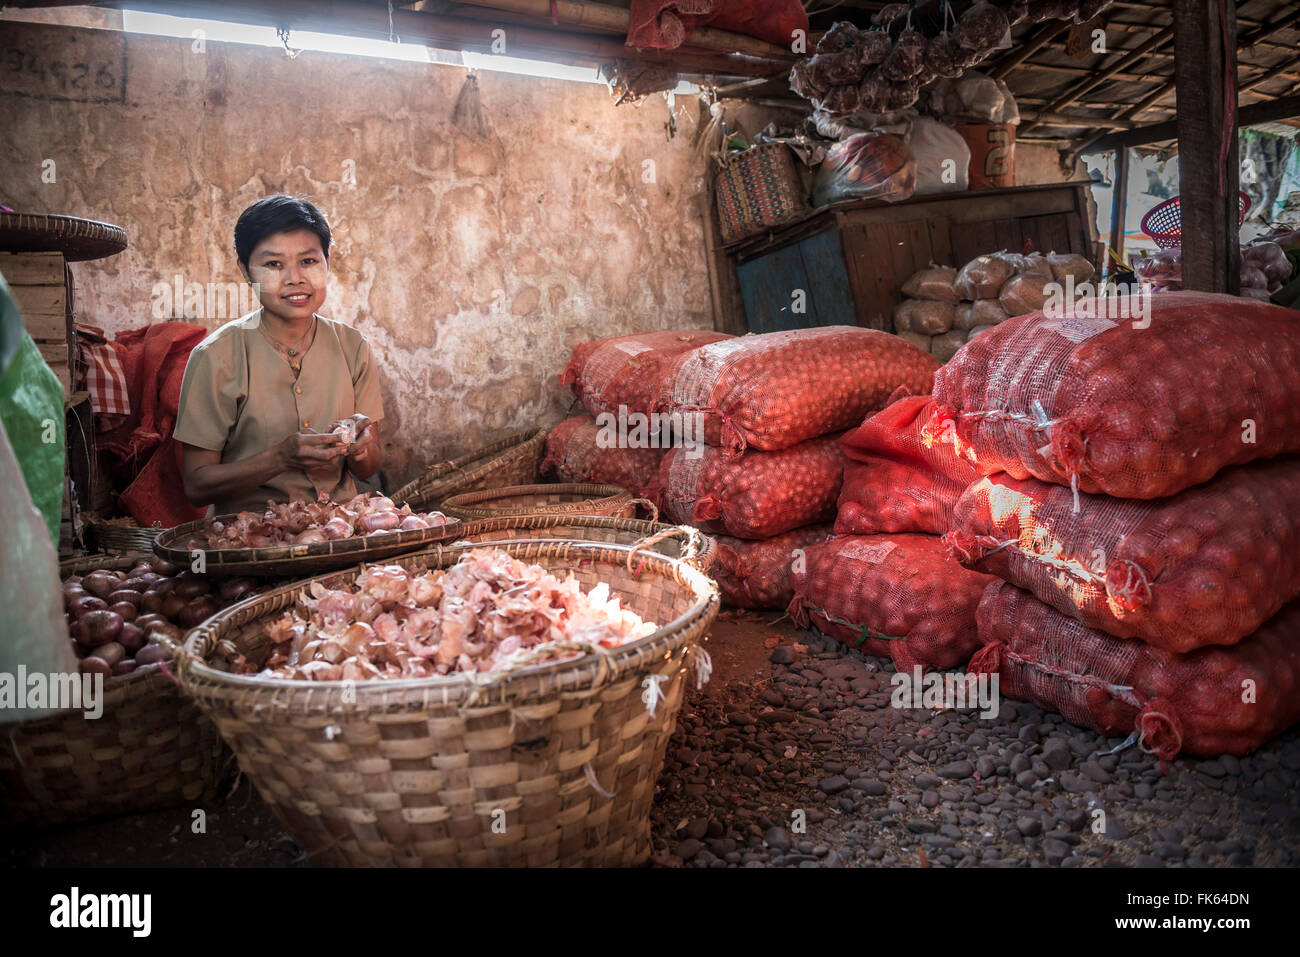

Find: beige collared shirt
[173,309,384,515]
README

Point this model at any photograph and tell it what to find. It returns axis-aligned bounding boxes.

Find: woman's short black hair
[234,195,331,272]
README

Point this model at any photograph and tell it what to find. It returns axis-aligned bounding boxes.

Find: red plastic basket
[1140,192,1251,249]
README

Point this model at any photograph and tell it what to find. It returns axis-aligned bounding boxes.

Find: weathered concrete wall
[0,20,715,486]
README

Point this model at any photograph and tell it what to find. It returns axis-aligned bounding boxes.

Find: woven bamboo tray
[0,554,228,827]
[177,540,720,867]
[0,211,128,262]
[455,514,716,573]
[442,483,655,522]
[152,514,465,578]
[392,429,547,511]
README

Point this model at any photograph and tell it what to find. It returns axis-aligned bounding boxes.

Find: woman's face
[245,228,330,323]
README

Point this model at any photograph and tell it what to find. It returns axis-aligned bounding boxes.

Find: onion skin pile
[229,549,657,681]
[64,558,259,678]
[187,492,452,549]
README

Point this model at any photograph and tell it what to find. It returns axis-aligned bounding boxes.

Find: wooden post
[1108,146,1129,278]
[1172,0,1239,294]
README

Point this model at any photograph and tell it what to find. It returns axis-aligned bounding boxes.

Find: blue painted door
[737,230,855,333]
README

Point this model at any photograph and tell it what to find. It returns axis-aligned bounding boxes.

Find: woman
[175,195,384,514]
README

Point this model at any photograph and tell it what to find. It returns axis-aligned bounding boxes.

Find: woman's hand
[345,421,383,480]
[277,432,349,471]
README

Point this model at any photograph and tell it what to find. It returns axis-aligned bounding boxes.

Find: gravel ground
[6,612,1297,868]
[647,613,1300,869]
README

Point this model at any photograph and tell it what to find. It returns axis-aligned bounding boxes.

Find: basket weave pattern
[441,483,642,522]
[178,541,719,866]
[1,554,227,827]
[455,514,716,572]
[391,429,546,511]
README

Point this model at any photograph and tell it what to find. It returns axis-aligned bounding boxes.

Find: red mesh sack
[712,524,834,610]
[927,291,1300,499]
[836,457,969,535]
[789,534,996,671]
[658,327,938,455]
[948,461,1300,652]
[835,395,981,534]
[648,434,845,540]
[560,329,732,419]
[971,582,1300,759]
[540,415,665,491]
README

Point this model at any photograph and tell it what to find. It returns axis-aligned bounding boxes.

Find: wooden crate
[0,251,75,396]
[726,183,1100,334]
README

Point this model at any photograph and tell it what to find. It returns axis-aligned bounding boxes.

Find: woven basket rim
[391,429,547,506]
[152,514,465,573]
[442,483,635,521]
[177,540,718,713]
[454,515,716,569]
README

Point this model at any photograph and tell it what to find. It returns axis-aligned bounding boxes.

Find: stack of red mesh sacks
[929,291,1300,759]
[648,326,939,611]
[788,390,995,672]
[549,330,732,490]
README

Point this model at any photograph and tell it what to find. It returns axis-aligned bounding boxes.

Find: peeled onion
[79,657,112,676]
[109,601,138,622]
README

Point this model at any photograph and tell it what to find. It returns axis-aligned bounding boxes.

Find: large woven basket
[715,142,807,244]
[455,514,716,573]
[0,554,228,827]
[442,483,653,522]
[392,429,547,512]
[177,540,720,867]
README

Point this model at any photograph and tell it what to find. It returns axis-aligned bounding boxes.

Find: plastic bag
[954,298,1010,330]
[1242,241,1293,292]
[998,273,1054,315]
[894,300,956,335]
[0,420,79,724]
[812,133,916,207]
[908,117,970,195]
[954,250,1018,299]
[901,265,960,302]
[1047,251,1096,284]
[0,321,67,547]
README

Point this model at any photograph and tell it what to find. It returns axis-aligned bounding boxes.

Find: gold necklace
[262,315,316,373]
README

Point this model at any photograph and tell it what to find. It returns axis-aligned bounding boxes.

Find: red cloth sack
[540,415,665,491]
[712,524,833,610]
[97,322,208,528]
[836,395,981,535]
[648,434,844,540]
[789,534,996,672]
[559,329,731,419]
[927,291,1300,499]
[948,460,1300,652]
[658,327,938,455]
[972,582,1300,759]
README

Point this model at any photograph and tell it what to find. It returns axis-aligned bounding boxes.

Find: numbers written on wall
[0,32,127,103]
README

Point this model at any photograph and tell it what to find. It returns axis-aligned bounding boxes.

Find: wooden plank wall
[835,185,1093,332]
